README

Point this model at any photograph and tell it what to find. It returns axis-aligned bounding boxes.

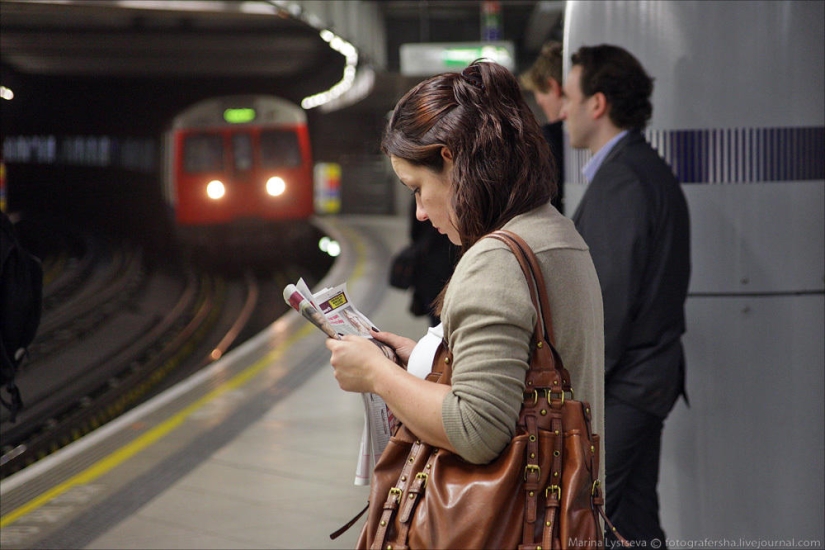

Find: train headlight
[266,176,286,197]
[206,180,226,200]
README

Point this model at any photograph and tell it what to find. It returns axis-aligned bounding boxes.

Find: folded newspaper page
[283,278,397,485]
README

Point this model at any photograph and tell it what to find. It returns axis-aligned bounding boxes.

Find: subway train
[162,95,314,251]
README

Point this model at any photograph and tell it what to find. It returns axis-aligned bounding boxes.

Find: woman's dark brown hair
[382,60,556,250]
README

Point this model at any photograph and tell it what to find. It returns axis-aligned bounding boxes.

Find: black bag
[1,213,43,422]
[388,244,417,290]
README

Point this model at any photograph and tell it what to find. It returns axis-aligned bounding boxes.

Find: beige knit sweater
[440,203,605,483]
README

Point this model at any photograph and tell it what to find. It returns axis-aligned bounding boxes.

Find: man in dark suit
[560,44,691,548]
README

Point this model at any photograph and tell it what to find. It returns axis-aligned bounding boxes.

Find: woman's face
[390,152,459,245]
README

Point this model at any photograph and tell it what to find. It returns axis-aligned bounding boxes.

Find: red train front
[164,95,314,249]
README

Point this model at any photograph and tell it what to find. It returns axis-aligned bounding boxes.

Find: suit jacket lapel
[596,130,640,174]
[572,131,642,222]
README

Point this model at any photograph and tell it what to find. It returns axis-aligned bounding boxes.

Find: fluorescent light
[301,29,359,110]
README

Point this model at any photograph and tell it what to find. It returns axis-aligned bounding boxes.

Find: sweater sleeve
[440,242,535,464]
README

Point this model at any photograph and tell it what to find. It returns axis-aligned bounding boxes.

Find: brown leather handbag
[351,230,624,550]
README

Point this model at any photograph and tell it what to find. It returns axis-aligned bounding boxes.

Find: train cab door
[230,132,255,218]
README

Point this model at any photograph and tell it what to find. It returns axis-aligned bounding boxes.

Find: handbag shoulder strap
[486,229,573,392]
[427,229,573,392]
[426,339,453,385]
[488,230,554,343]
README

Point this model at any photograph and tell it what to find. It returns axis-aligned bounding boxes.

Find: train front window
[183,134,223,173]
[232,133,253,172]
[261,130,301,168]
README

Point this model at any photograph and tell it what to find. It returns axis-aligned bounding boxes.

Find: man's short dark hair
[571,44,654,130]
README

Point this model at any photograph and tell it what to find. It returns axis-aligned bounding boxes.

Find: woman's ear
[440,147,455,175]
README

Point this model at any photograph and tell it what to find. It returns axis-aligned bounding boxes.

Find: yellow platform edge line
[1,220,366,529]
[0,323,314,528]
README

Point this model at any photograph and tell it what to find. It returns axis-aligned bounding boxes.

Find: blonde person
[326,60,604,537]
[521,41,565,211]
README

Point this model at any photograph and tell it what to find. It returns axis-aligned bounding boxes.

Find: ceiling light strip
[266,1,361,109]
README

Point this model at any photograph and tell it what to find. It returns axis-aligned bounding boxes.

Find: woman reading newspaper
[325,60,605,547]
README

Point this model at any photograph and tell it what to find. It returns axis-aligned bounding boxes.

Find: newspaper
[283,278,397,485]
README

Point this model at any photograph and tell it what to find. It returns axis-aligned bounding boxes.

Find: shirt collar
[581,129,629,183]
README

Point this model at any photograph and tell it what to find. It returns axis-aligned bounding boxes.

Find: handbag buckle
[415,472,429,488]
[545,484,561,500]
[524,464,541,480]
[388,487,403,503]
[546,389,570,405]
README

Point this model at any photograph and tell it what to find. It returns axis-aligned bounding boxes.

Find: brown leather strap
[487,232,544,342]
[520,412,541,547]
[549,415,563,485]
[486,230,573,391]
[594,484,632,547]
[398,454,432,524]
[486,230,563,548]
[371,439,426,550]
[494,229,573,391]
[492,230,555,343]
[394,447,438,545]
[490,230,626,547]
[329,502,369,540]
[425,340,453,385]
[542,489,560,550]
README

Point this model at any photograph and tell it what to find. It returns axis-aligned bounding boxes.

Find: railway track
[0,219,329,479]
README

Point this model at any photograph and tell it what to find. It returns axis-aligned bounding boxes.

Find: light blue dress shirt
[581,129,629,183]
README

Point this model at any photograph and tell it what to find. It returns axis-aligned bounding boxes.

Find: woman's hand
[369,329,418,365]
[325,335,397,394]
[326,332,455,453]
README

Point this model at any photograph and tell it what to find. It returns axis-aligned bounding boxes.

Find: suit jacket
[572,130,691,418]
[541,121,565,214]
